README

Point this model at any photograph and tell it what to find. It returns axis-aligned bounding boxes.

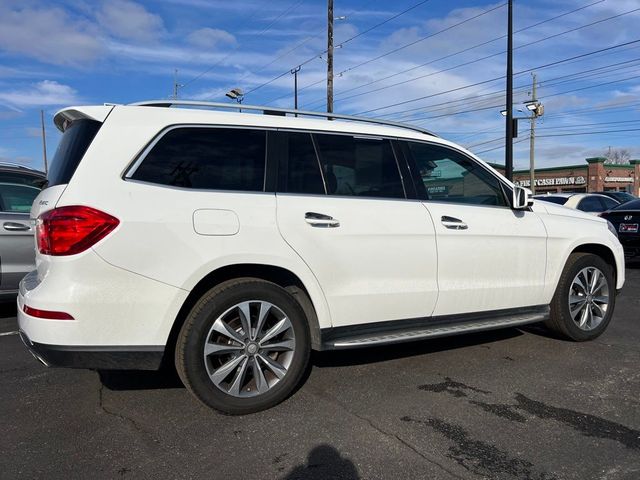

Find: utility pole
[504,0,514,181]
[327,0,334,114]
[291,66,301,113]
[40,110,48,175]
[529,73,537,194]
[172,69,183,100]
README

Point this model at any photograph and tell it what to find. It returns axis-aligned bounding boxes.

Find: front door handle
[441,216,468,230]
[305,212,340,228]
[3,222,31,232]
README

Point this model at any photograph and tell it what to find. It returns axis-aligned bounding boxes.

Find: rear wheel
[546,253,616,341]
[176,278,311,414]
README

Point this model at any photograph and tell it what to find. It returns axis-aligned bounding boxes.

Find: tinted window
[613,199,640,210]
[132,127,266,191]
[578,196,605,212]
[601,197,619,210]
[0,183,40,213]
[314,134,404,199]
[408,142,507,206]
[278,132,324,195]
[49,119,102,187]
[535,196,568,205]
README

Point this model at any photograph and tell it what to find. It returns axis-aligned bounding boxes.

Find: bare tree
[604,147,631,164]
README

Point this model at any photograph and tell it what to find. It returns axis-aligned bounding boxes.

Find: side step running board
[322,307,549,350]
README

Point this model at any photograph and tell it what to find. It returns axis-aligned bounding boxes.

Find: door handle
[305,212,340,228]
[3,222,31,232]
[441,216,468,230]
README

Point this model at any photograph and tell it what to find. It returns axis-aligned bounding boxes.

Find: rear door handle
[305,212,340,228]
[3,222,31,232]
[441,216,468,230]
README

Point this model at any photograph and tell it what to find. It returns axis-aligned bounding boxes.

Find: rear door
[403,140,548,316]
[276,131,438,328]
[0,183,39,291]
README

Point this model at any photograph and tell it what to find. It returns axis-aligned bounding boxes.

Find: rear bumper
[19,330,164,370]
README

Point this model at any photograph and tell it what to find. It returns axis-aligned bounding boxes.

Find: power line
[240,0,434,98]
[301,0,606,108]
[182,0,307,90]
[356,38,640,116]
[537,127,640,138]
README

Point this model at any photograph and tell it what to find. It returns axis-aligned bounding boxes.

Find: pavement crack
[308,386,468,480]
[97,379,146,436]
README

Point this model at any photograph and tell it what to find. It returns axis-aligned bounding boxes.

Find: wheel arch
[165,264,325,365]
[570,243,618,284]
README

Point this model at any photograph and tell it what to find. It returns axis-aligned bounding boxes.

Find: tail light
[36,206,119,256]
[23,304,74,320]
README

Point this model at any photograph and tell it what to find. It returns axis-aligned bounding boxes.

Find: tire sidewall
[554,254,616,341]
[178,280,310,414]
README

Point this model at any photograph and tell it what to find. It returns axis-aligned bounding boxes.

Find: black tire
[545,253,616,341]
[175,278,311,415]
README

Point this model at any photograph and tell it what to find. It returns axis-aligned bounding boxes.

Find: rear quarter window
[130,127,267,192]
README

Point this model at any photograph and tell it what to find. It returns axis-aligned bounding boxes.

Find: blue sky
[1,0,639,172]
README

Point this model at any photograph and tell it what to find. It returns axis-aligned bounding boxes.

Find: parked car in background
[593,191,637,205]
[534,193,619,215]
[601,199,640,259]
[0,164,46,300]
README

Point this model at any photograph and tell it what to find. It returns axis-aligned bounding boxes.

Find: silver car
[0,164,45,300]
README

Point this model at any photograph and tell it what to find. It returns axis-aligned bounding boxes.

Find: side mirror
[512,186,533,210]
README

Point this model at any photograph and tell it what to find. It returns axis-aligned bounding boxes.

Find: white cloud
[187,28,236,48]
[96,0,165,43]
[0,81,80,108]
[0,3,103,66]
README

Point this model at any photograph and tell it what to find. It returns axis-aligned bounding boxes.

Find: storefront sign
[604,176,633,183]
[515,176,586,187]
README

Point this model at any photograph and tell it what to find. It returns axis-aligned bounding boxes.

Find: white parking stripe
[0,331,18,337]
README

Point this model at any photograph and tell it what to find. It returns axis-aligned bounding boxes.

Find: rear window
[613,199,640,210]
[536,196,568,205]
[0,183,40,213]
[48,119,102,187]
[131,127,266,192]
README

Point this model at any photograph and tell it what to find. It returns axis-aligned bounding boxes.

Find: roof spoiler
[53,105,115,132]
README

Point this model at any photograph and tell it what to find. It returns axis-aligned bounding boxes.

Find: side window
[578,196,605,212]
[278,132,325,195]
[313,134,404,199]
[131,127,266,191]
[0,183,40,213]
[601,197,618,210]
[408,142,507,207]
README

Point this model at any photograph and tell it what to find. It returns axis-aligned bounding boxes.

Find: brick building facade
[492,158,640,195]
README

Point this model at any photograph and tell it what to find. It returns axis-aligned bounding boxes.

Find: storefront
[493,158,639,195]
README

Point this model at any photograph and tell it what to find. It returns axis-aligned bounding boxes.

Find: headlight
[607,220,618,238]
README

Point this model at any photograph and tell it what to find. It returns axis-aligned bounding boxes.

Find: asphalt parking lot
[1,265,639,480]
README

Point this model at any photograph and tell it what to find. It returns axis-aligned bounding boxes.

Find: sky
[1,0,639,172]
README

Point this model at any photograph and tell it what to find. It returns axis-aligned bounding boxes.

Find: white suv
[18,101,625,414]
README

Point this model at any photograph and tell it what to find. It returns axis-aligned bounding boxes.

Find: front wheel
[175,279,311,414]
[546,253,616,341]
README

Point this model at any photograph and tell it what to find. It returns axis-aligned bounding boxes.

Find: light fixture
[225,88,244,103]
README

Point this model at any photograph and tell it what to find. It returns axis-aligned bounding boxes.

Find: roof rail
[129,100,438,138]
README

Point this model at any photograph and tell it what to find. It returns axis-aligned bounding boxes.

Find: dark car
[593,191,637,204]
[0,163,46,299]
[601,199,640,259]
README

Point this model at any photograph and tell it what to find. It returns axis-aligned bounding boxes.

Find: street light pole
[529,73,537,194]
[505,0,514,181]
[327,0,334,114]
[291,66,301,112]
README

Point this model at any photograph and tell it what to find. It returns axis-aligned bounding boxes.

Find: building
[492,157,640,195]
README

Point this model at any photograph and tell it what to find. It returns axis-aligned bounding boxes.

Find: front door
[404,141,548,316]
